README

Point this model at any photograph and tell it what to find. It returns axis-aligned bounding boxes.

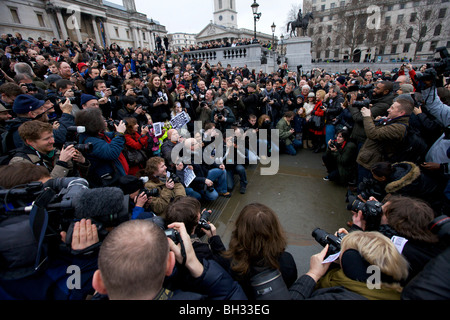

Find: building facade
[0,0,167,50]
[304,0,450,63]
[196,0,275,45]
[169,33,197,51]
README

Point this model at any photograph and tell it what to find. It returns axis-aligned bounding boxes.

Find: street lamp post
[251,0,261,43]
[271,22,276,71]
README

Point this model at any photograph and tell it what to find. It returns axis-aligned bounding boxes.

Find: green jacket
[357,115,410,170]
[276,117,294,146]
[326,141,358,184]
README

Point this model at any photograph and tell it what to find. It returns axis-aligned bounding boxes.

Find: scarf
[317,268,401,300]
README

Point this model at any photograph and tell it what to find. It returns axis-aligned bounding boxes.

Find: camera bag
[250,268,291,300]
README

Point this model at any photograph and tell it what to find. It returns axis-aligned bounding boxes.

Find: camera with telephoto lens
[64,126,93,153]
[312,228,345,257]
[64,141,93,153]
[352,99,371,110]
[347,195,383,231]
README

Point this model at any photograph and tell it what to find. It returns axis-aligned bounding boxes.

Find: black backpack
[385,124,428,164]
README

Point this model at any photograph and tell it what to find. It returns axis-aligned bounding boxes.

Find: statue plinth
[284,36,312,72]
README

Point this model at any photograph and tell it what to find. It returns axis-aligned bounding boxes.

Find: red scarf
[99,132,129,175]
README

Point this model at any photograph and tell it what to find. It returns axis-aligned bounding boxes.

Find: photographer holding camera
[356,95,415,186]
[142,156,186,217]
[165,197,227,266]
[290,230,409,300]
[211,98,235,134]
[9,120,90,178]
[322,129,357,185]
[348,80,395,149]
[349,195,445,285]
[91,220,246,300]
[0,163,99,300]
[75,108,128,187]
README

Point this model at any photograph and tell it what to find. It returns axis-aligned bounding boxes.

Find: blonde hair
[341,231,409,291]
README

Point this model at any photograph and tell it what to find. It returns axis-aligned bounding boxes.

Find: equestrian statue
[287,9,314,37]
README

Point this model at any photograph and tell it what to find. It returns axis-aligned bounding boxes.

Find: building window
[126,30,130,39]
[387,5,393,11]
[406,27,413,38]
[391,45,397,54]
[430,41,438,52]
[321,5,325,11]
[397,14,404,24]
[410,12,417,22]
[416,42,423,52]
[403,43,411,53]
[424,10,432,20]
[334,49,339,58]
[400,4,406,9]
[385,16,391,25]
[438,8,447,18]
[10,8,20,24]
[36,13,45,27]
[115,27,119,38]
[219,0,222,10]
[393,29,400,41]
[434,25,442,36]
[327,25,332,33]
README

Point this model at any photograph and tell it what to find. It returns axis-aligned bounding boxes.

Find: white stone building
[196,0,275,45]
[0,0,167,50]
[169,33,197,51]
[304,0,450,63]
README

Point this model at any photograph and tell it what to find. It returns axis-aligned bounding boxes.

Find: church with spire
[196,0,273,45]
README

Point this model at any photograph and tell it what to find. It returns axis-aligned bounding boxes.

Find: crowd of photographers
[0,32,449,301]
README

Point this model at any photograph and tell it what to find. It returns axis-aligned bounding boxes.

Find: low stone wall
[308,62,423,74]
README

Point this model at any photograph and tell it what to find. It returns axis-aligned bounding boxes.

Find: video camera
[347,195,383,231]
[0,177,129,233]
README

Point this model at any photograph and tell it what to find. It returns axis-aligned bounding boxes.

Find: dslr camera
[347,195,383,231]
[312,228,345,257]
[139,188,159,198]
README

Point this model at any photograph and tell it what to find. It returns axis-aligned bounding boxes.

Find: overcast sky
[107,0,303,36]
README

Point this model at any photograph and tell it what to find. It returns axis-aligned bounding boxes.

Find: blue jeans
[285,139,302,155]
[207,168,228,193]
[200,188,218,201]
[325,124,336,147]
[185,187,202,201]
[226,165,248,191]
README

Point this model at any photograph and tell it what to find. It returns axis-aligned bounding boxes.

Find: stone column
[101,19,112,47]
[137,27,144,49]
[91,16,101,46]
[56,9,68,39]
